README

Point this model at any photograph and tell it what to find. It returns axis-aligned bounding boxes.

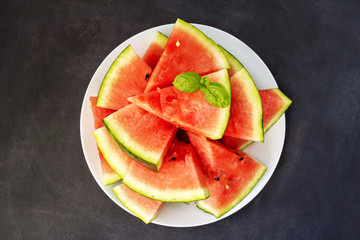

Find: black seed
[145,74,150,80]
[239,157,244,161]
[171,157,176,161]
[214,177,220,181]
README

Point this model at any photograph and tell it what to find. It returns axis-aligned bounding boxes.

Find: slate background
[1,0,359,239]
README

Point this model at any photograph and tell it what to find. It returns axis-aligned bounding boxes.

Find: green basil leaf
[200,76,209,90]
[203,82,230,108]
[173,72,201,93]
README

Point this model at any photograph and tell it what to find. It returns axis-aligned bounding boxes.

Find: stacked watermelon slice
[89,19,292,224]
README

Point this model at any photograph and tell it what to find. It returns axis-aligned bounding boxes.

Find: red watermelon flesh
[144,18,229,93]
[142,32,168,69]
[89,97,121,185]
[188,132,266,218]
[122,140,210,202]
[221,88,292,150]
[128,69,230,140]
[113,183,164,224]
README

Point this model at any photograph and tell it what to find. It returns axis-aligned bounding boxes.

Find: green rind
[93,127,132,179]
[263,88,292,132]
[228,68,264,142]
[122,174,210,202]
[176,18,230,70]
[102,121,159,172]
[197,157,267,218]
[219,45,244,76]
[113,184,162,224]
[97,45,136,108]
[153,32,168,49]
[103,172,122,186]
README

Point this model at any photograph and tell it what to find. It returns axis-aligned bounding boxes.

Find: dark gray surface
[1,0,359,239]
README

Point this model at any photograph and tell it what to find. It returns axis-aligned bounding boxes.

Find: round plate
[80,23,285,227]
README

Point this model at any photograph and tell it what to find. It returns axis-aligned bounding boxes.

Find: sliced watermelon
[97,45,152,110]
[219,45,244,77]
[113,184,164,224]
[188,132,266,218]
[128,69,230,140]
[142,32,168,69]
[224,68,264,142]
[93,126,133,179]
[122,140,210,202]
[89,97,121,185]
[144,18,229,93]
[103,104,177,172]
[221,88,292,150]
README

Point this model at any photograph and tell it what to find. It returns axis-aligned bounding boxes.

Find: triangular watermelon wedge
[122,140,210,202]
[188,132,266,218]
[97,45,152,110]
[144,18,229,93]
[103,104,177,172]
[219,45,244,77]
[221,88,292,150]
[223,68,264,142]
[113,184,164,224]
[142,32,168,69]
[128,69,230,140]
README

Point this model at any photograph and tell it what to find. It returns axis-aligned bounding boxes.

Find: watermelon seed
[171,157,176,161]
[225,184,229,189]
[214,177,220,181]
[239,157,244,161]
[145,74,150,80]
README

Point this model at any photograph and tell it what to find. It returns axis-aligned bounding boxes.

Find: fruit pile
[89,19,292,224]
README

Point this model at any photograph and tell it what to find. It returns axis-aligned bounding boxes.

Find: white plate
[80,23,285,227]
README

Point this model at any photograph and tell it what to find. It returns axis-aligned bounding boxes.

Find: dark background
[1,0,359,239]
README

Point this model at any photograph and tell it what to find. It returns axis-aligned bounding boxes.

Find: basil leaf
[173,72,201,93]
[203,82,230,108]
[199,76,209,92]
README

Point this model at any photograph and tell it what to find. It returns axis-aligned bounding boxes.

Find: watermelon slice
[142,32,168,69]
[113,184,164,224]
[122,140,210,202]
[223,69,264,142]
[221,88,292,150]
[93,126,133,179]
[128,69,230,140]
[97,45,152,110]
[103,104,177,172]
[188,132,266,218]
[89,97,121,185]
[219,45,244,77]
[144,18,229,93]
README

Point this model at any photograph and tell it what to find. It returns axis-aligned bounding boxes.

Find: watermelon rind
[152,31,168,49]
[225,68,264,142]
[103,121,159,172]
[93,126,132,179]
[197,154,266,218]
[103,172,121,186]
[219,45,244,77]
[113,184,163,224]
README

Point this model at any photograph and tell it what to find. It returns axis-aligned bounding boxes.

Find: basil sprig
[173,72,230,108]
